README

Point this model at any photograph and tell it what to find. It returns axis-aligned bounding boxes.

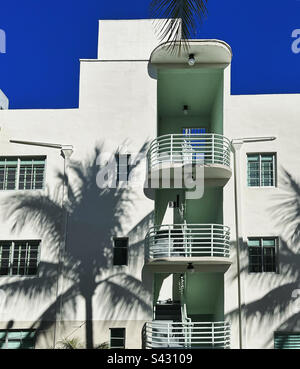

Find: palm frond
[0,189,63,253]
[58,337,83,349]
[150,0,208,53]
[270,169,300,244]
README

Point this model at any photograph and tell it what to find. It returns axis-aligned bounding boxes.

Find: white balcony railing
[147,134,231,170]
[145,321,231,349]
[145,224,230,259]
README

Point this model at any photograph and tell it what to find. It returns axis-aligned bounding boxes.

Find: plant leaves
[150,0,208,54]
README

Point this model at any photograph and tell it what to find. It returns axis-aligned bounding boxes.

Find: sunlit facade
[0,19,299,349]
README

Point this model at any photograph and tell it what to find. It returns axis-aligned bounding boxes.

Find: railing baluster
[212,134,214,164]
[211,224,214,256]
[147,224,231,260]
[148,321,230,349]
[170,134,173,163]
[168,226,171,258]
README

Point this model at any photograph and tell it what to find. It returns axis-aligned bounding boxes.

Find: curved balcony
[145,134,232,195]
[145,224,231,272]
[144,321,230,349]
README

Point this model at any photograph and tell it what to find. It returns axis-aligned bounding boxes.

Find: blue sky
[0,0,299,109]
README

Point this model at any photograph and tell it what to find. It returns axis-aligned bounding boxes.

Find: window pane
[113,248,128,266]
[110,328,125,349]
[113,238,128,266]
[263,238,276,272]
[0,242,11,275]
[248,239,260,247]
[114,238,128,248]
[19,158,45,190]
[249,247,262,273]
[261,155,274,186]
[247,155,260,187]
[0,330,35,350]
[262,239,275,247]
[0,158,17,190]
[116,155,130,183]
[263,246,276,272]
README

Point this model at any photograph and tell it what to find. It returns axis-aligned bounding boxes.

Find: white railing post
[168,226,171,258]
[212,135,215,164]
[212,322,215,348]
[211,224,214,256]
[170,135,173,163]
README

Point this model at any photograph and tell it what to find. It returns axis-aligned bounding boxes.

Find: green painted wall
[185,272,224,320]
[211,75,224,135]
[153,273,181,304]
[155,189,185,225]
[155,187,223,225]
[157,68,224,136]
[158,116,210,136]
[185,187,223,224]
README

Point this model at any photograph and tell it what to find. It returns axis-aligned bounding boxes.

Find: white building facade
[0,19,299,349]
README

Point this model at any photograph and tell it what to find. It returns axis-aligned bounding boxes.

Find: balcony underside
[144,164,232,200]
[145,258,232,273]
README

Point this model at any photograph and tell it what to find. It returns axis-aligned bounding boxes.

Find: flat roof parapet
[0,89,9,109]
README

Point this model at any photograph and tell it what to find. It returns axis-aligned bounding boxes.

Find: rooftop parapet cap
[0,89,9,109]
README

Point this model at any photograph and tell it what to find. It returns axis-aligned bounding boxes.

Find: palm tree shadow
[226,168,300,348]
[0,142,153,348]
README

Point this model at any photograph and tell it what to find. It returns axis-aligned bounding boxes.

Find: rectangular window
[248,237,278,273]
[0,330,36,349]
[115,154,131,183]
[247,153,276,187]
[0,158,18,190]
[0,156,46,190]
[110,328,125,349]
[274,332,300,349]
[19,158,45,190]
[113,238,128,266]
[0,240,41,276]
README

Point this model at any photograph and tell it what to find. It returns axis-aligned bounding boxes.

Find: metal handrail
[145,321,231,349]
[145,224,230,259]
[147,134,231,169]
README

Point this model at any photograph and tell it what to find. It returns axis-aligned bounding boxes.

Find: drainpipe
[54,147,73,348]
[231,140,245,349]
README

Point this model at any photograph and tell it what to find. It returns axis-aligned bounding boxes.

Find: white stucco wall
[224,93,300,348]
[0,18,299,349]
[97,19,170,60]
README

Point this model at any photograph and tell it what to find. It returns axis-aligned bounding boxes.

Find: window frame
[0,156,46,191]
[246,152,277,188]
[248,237,279,274]
[274,331,300,349]
[0,240,41,277]
[115,154,131,184]
[113,237,129,266]
[0,329,36,349]
[109,328,126,349]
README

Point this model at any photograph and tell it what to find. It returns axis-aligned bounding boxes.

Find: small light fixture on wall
[188,54,196,66]
[187,262,195,273]
[183,105,189,115]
